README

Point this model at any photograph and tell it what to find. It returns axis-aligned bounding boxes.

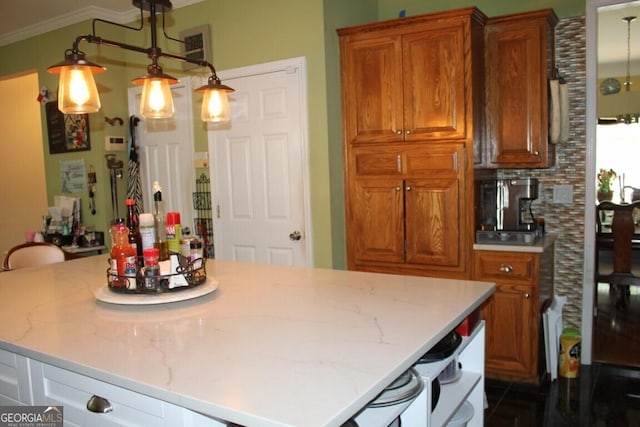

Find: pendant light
[598,16,639,124]
[46,0,233,122]
[47,49,105,114]
[619,16,639,124]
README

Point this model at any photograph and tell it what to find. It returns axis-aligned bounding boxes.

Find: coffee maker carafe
[476,178,539,231]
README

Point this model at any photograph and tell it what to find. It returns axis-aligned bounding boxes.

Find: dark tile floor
[484,364,640,426]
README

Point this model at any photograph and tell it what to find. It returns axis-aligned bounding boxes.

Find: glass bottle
[125,198,143,257]
[139,213,155,251]
[153,182,169,261]
[109,223,137,290]
[142,247,161,290]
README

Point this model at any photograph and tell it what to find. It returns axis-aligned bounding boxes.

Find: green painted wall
[0,0,586,269]
[323,0,379,269]
[377,0,585,20]
[0,21,129,240]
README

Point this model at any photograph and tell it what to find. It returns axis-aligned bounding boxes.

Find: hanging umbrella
[126,115,143,216]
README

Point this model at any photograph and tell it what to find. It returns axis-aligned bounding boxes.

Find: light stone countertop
[0,255,494,427]
[473,233,557,253]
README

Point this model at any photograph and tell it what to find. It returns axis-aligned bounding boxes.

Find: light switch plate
[193,151,209,168]
[553,184,574,204]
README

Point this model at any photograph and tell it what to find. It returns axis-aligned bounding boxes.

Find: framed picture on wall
[45,101,91,154]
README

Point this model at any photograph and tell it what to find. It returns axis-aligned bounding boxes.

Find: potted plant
[597,168,617,202]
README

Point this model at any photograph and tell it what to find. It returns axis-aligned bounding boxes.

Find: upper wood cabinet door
[484,10,557,168]
[402,24,466,141]
[340,36,404,145]
[340,16,468,145]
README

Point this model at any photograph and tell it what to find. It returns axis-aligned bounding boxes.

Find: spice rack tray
[107,252,207,294]
[95,276,219,305]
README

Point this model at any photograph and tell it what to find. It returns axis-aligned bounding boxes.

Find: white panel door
[128,82,195,234]
[209,57,311,266]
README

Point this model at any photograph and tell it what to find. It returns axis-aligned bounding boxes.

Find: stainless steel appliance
[475,178,540,244]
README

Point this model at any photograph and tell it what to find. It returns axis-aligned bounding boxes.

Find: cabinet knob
[405,186,412,191]
[87,395,113,413]
[396,130,403,135]
[396,186,402,191]
[534,151,540,156]
[498,264,513,273]
[524,293,531,299]
[405,130,411,135]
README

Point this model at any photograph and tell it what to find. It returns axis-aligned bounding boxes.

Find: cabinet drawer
[474,252,537,284]
[404,144,462,177]
[30,360,169,427]
[350,147,402,176]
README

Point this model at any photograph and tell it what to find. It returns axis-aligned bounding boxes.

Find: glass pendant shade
[58,66,101,114]
[135,76,176,119]
[200,88,232,122]
[47,50,105,114]
[196,78,235,123]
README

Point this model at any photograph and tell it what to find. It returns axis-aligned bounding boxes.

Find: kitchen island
[0,255,494,426]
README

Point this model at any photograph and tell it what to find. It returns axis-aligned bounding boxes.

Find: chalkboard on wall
[45,101,91,154]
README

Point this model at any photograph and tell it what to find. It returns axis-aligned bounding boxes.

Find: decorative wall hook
[105,116,124,126]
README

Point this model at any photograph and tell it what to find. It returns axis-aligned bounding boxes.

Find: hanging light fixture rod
[47,0,233,122]
[622,16,636,93]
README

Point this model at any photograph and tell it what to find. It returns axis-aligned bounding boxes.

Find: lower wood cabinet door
[482,283,536,381]
[473,247,552,384]
[348,178,405,264]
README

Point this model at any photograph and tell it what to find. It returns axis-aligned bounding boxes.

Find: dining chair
[595,200,640,310]
[2,242,70,271]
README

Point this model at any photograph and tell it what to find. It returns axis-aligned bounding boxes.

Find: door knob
[289,230,302,241]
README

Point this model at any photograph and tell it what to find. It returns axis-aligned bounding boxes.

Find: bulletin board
[46,101,91,154]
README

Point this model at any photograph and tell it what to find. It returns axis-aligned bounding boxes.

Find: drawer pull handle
[498,264,513,273]
[524,293,531,299]
[87,395,113,413]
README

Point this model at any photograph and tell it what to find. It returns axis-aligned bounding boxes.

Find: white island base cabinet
[355,321,485,427]
[27,360,226,427]
[0,322,484,427]
[0,347,223,427]
[0,348,33,406]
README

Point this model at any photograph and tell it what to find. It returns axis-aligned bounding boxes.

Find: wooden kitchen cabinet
[473,241,555,383]
[347,143,467,276]
[482,9,558,168]
[339,8,486,279]
[340,16,470,144]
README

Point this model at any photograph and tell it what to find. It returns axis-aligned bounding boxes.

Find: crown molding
[0,0,204,47]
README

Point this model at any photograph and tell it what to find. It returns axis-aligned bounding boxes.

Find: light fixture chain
[624,16,636,92]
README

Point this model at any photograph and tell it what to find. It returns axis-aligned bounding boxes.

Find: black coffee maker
[475,178,539,232]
